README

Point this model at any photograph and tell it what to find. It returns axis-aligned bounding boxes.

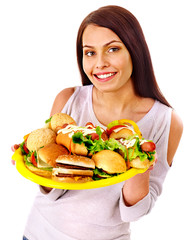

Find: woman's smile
[93,72,117,82]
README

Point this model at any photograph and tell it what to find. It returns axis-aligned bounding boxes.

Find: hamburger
[45,113,77,133]
[52,154,95,183]
[26,128,56,152]
[92,150,127,180]
[20,128,69,177]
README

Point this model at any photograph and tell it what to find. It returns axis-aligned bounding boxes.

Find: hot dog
[106,120,156,169]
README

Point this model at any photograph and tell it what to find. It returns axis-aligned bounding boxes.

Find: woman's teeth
[96,73,115,79]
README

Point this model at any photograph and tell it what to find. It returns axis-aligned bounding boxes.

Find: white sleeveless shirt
[24,85,172,240]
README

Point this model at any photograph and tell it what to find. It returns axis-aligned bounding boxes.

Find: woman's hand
[11,144,20,165]
[122,154,157,206]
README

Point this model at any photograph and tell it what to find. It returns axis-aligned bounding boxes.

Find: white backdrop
[1,0,189,239]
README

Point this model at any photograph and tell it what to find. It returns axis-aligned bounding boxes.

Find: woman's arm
[122,110,183,206]
[50,87,75,116]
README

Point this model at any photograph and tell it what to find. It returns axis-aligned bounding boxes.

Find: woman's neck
[93,80,140,113]
[92,80,154,125]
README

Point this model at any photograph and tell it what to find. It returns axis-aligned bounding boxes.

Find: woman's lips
[93,72,117,82]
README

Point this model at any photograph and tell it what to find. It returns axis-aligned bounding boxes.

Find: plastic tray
[12,148,147,190]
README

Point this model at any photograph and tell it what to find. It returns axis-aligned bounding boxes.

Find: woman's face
[82,25,133,93]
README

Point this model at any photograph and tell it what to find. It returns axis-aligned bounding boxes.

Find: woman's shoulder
[50,87,76,116]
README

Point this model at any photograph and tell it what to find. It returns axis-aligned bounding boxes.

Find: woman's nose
[95,54,109,69]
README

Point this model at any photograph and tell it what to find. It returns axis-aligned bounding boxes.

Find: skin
[44,25,183,206]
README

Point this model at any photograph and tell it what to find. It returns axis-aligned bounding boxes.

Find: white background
[1,0,189,239]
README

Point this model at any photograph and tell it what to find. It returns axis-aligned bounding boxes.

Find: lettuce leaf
[104,138,127,159]
[72,127,106,155]
[45,116,52,124]
[92,167,119,180]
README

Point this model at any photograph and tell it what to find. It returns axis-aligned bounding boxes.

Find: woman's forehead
[82,25,122,47]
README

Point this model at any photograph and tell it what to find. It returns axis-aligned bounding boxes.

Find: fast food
[92,150,127,180]
[56,122,108,156]
[20,128,69,177]
[106,120,156,169]
[13,114,156,186]
[45,113,77,133]
[52,154,95,183]
[26,128,56,152]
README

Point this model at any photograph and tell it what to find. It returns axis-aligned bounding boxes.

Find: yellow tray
[12,148,147,190]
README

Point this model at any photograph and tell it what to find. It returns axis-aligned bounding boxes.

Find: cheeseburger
[21,128,69,177]
[52,155,95,183]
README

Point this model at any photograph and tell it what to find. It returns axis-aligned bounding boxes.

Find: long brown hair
[76,5,171,107]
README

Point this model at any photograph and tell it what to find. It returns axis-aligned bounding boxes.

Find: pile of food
[15,113,156,183]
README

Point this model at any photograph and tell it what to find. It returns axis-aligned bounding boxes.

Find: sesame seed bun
[26,128,56,152]
[50,113,76,133]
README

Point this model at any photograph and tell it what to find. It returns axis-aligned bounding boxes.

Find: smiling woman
[82,25,133,93]
[20,5,183,240]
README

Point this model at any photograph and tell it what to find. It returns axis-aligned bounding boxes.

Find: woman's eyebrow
[83,40,122,48]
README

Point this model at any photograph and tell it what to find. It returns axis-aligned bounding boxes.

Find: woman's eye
[84,51,95,57]
[108,47,119,53]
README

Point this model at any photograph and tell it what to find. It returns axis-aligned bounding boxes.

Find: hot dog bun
[130,155,156,169]
[56,132,88,156]
[109,127,134,139]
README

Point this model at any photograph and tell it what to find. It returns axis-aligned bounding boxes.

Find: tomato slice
[31,152,37,167]
[23,143,29,154]
[106,124,126,136]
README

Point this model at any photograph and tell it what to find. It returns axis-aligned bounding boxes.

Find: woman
[23,5,183,240]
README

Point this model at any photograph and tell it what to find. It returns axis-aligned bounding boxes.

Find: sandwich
[45,113,76,133]
[52,154,95,183]
[56,122,108,156]
[92,150,127,180]
[106,120,156,169]
[20,128,69,177]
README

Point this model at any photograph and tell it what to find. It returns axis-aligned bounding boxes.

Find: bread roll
[50,113,76,133]
[25,165,52,178]
[27,128,56,152]
[130,157,156,169]
[92,150,127,174]
[109,128,134,139]
[52,175,93,183]
[38,143,69,167]
[56,132,88,156]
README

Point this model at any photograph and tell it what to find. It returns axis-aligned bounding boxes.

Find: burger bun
[38,143,69,167]
[27,128,56,152]
[92,150,127,174]
[50,113,76,133]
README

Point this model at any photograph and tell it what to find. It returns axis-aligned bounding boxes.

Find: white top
[24,85,172,240]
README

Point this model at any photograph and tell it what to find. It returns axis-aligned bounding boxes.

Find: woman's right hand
[11,144,20,165]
